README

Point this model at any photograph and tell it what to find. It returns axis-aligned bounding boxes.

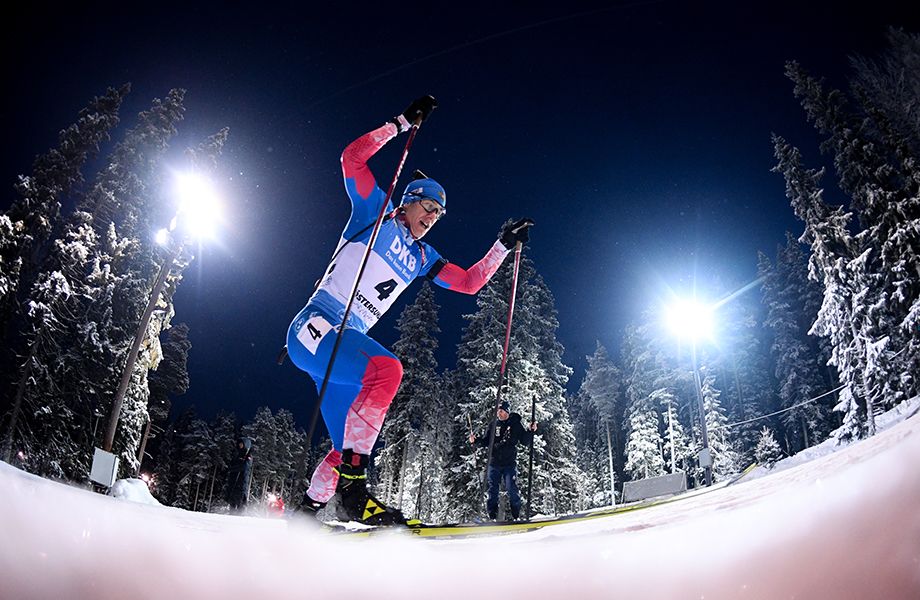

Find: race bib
[296,314,334,355]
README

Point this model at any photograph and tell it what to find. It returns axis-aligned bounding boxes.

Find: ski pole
[526,395,536,520]
[481,232,528,510]
[305,117,424,444]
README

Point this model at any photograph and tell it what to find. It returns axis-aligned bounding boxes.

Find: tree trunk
[666,404,677,474]
[4,336,39,462]
[605,419,615,505]
[135,417,152,475]
[396,438,410,510]
[415,443,425,521]
[193,479,201,512]
[207,462,217,511]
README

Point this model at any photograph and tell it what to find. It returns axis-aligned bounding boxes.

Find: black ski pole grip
[512,218,535,234]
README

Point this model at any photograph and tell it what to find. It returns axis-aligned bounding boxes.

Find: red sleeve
[432,241,510,295]
[341,122,399,199]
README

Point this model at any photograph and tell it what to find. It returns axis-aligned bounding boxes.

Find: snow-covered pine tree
[241,407,303,508]
[411,372,452,521]
[621,323,666,481]
[521,273,579,517]
[573,342,622,507]
[444,253,527,522]
[243,406,281,504]
[375,281,441,518]
[143,322,191,467]
[1,86,128,465]
[758,236,832,454]
[568,388,605,508]
[117,127,229,477]
[754,426,784,469]
[698,370,741,481]
[271,409,304,506]
[772,136,865,443]
[5,214,104,476]
[783,33,920,433]
[0,215,18,301]
[204,411,239,510]
[715,291,778,463]
[445,250,577,520]
[653,387,691,475]
[6,89,192,478]
[152,407,197,508]
[0,84,128,344]
[181,417,217,511]
[94,90,192,473]
[847,33,920,411]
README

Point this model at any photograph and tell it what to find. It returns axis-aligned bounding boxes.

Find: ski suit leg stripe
[306,449,343,503]
[343,353,403,455]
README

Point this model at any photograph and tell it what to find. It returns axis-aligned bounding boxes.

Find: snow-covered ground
[2,403,919,600]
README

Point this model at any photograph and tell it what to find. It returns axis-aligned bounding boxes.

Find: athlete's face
[404,199,444,239]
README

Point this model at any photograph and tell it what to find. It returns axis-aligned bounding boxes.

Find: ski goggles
[418,198,446,220]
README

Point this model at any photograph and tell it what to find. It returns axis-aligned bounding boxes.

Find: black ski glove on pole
[392,95,438,131]
[499,218,535,250]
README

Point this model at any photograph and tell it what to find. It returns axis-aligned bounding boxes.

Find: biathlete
[287,95,532,524]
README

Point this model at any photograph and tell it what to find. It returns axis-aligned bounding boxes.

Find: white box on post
[90,448,119,488]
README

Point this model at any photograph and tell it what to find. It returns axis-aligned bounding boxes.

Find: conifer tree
[621,324,666,481]
[654,387,691,475]
[206,411,239,509]
[779,33,920,437]
[754,426,784,469]
[522,273,579,516]
[573,342,622,506]
[152,407,197,507]
[758,239,830,453]
[698,370,741,481]
[0,84,128,342]
[446,251,578,520]
[716,292,778,462]
[5,89,194,478]
[375,282,441,516]
[772,136,865,443]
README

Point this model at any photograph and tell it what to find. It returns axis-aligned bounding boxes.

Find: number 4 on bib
[375,279,397,301]
[296,315,334,355]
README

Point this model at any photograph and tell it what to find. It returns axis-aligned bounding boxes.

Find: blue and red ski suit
[287,121,510,502]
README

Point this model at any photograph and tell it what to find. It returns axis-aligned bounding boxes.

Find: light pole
[101,172,220,454]
[666,299,714,486]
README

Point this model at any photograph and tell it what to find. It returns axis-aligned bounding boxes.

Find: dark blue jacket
[475,413,534,467]
[226,437,252,507]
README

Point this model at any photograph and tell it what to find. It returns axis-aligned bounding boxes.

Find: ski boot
[295,492,327,521]
[333,450,407,526]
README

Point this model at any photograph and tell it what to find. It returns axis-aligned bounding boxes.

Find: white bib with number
[315,230,417,330]
[295,314,335,355]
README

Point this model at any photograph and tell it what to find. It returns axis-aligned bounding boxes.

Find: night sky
[4,2,917,428]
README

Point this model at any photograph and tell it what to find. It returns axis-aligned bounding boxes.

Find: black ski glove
[499,218,535,250]
[393,95,438,131]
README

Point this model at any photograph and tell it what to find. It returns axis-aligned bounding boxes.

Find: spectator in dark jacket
[469,401,538,520]
[226,437,253,511]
